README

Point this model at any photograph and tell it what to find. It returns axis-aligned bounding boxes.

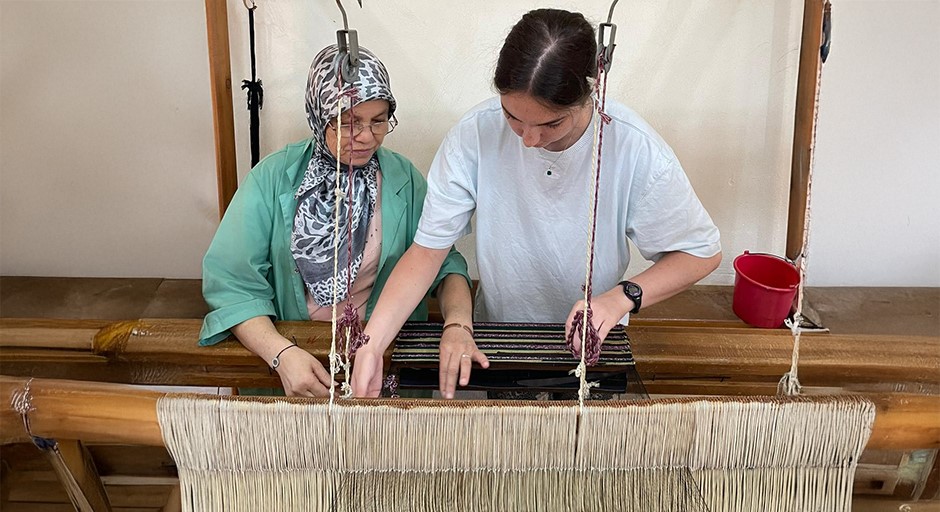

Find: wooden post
[42,440,113,512]
[786,0,830,261]
[204,0,239,219]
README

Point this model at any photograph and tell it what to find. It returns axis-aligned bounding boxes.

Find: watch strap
[618,280,642,315]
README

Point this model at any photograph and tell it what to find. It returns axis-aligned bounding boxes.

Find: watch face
[625,283,641,297]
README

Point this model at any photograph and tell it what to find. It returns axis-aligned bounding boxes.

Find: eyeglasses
[327,115,398,137]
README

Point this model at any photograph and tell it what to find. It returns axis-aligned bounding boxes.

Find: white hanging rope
[778,36,826,397]
[328,97,345,407]
[576,100,603,412]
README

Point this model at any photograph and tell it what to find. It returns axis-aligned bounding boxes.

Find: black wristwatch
[618,280,643,315]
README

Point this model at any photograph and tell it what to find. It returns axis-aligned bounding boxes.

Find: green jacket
[199,139,470,346]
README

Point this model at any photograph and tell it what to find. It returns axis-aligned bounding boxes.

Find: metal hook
[606,0,619,24]
[334,0,362,32]
[242,0,256,10]
[334,0,363,83]
[597,0,620,70]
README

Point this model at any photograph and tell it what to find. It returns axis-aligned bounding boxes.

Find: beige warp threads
[158,395,874,512]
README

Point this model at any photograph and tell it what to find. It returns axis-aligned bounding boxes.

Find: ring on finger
[460,353,471,358]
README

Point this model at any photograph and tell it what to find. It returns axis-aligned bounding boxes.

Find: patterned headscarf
[291,45,396,306]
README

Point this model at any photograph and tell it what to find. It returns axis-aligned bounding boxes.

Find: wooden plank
[786,0,829,260]
[1,444,49,471]
[3,318,938,392]
[102,476,179,486]
[160,484,181,512]
[204,0,238,217]
[86,445,177,478]
[630,328,940,386]
[43,440,112,512]
[0,318,107,349]
[5,479,170,509]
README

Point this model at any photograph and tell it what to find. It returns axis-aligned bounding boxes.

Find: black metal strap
[241,2,263,167]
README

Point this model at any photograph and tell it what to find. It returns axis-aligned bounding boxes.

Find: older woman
[199,45,473,397]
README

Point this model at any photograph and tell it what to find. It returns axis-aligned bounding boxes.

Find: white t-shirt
[415,97,720,323]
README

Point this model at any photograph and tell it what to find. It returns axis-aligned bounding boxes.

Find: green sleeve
[199,170,278,346]
[405,163,472,294]
[431,246,471,295]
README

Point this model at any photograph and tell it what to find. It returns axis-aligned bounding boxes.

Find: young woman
[199,45,472,397]
[353,9,721,399]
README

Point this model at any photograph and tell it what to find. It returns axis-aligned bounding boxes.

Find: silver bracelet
[271,342,298,370]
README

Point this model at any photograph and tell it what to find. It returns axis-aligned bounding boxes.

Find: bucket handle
[741,250,798,266]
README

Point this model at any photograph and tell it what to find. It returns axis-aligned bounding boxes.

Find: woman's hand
[231,317,336,397]
[564,288,633,357]
[273,345,336,397]
[350,344,385,398]
[439,325,489,399]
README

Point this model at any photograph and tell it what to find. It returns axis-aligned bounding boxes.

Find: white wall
[0,1,218,278]
[230,0,803,284]
[1,0,936,287]
[808,0,940,286]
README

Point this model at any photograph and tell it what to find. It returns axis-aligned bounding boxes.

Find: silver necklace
[545,149,568,176]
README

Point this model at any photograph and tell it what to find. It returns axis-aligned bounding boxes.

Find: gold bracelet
[442,322,474,337]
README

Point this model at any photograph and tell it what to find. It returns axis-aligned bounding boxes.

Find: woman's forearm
[364,244,450,350]
[437,273,473,327]
[629,251,722,309]
[231,315,293,366]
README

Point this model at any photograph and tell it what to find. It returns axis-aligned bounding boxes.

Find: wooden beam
[0,377,164,447]
[204,0,238,218]
[41,440,113,512]
[2,318,938,392]
[0,318,108,350]
[869,394,940,454]
[1,376,936,451]
[787,0,830,260]
[628,326,940,386]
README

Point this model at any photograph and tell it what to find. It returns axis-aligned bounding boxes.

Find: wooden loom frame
[1,374,937,512]
[2,315,938,510]
[4,2,935,510]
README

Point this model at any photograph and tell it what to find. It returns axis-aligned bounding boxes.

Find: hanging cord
[328,93,345,407]
[326,68,369,402]
[778,157,815,396]
[336,98,369,398]
[566,55,613,410]
[778,4,830,396]
[240,0,263,167]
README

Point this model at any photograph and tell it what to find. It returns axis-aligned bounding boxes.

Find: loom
[4,375,929,512]
[3,318,939,510]
[3,0,939,510]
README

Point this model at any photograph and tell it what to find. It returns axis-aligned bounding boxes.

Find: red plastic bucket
[732,251,800,328]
